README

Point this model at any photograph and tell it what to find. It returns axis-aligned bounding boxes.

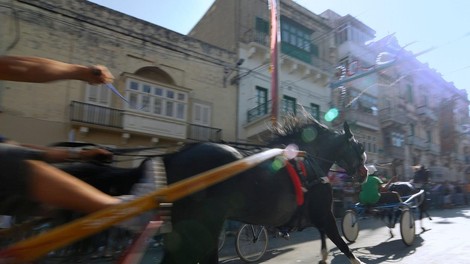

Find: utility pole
[269,0,280,127]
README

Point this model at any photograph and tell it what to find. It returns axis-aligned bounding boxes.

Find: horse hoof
[318,261,327,264]
[421,227,431,233]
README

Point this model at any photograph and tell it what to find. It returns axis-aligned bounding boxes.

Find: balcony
[379,107,407,127]
[245,100,325,138]
[187,124,222,142]
[70,101,123,128]
[406,136,428,150]
[416,105,438,122]
[247,100,324,124]
[344,110,380,130]
[70,101,221,141]
[244,30,332,74]
[247,102,271,123]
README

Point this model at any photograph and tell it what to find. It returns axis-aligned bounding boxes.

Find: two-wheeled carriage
[341,189,425,246]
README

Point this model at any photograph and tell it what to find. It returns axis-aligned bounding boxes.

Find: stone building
[190,0,470,182]
[189,0,335,143]
[0,0,238,157]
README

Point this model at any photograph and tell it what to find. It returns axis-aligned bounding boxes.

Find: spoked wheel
[341,210,359,242]
[400,208,416,246]
[218,229,226,252]
[235,224,268,263]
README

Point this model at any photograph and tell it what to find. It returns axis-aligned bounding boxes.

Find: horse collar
[285,158,330,206]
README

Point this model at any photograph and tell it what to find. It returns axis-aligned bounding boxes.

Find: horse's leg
[419,194,432,232]
[161,202,225,264]
[318,229,328,264]
[322,212,364,264]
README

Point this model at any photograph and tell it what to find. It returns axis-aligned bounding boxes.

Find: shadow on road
[220,248,294,264]
[328,231,426,264]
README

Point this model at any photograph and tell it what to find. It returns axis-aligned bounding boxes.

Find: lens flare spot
[301,127,317,142]
[284,144,299,159]
[324,108,339,122]
[271,157,285,171]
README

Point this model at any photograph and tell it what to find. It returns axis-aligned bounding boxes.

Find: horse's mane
[268,114,333,146]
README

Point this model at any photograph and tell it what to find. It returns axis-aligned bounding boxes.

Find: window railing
[187,124,222,142]
[70,101,123,128]
[247,100,323,123]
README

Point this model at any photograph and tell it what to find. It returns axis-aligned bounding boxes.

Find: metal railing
[247,101,324,123]
[70,101,123,128]
[187,123,222,142]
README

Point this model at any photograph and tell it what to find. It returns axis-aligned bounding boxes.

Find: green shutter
[255,17,269,33]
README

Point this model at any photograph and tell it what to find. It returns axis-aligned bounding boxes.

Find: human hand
[87,65,114,84]
[80,148,113,163]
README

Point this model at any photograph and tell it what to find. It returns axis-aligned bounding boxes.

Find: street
[217,206,470,264]
[44,206,470,263]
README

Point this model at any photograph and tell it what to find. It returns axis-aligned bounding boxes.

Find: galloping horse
[388,181,432,231]
[161,116,368,264]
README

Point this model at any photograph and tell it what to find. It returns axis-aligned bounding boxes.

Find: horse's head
[334,122,368,184]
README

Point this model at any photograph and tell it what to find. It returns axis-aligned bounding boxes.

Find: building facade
[0,0,238,156]
[190,0,335,142]
[190,0,470,183]
[1,0,469,182]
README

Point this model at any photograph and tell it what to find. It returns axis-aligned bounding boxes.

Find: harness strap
[285,162,304,206]
[296,159,307,178]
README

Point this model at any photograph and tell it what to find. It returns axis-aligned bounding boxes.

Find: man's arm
[382,175,398,191]
[2,141,112,163]
[0,56,113,84]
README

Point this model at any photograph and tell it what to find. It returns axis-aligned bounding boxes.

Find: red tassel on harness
[285,162,304,205]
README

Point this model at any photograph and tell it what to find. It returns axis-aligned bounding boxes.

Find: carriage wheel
[235,224,268,263]
[218,229,226,252]
[341,210,359,243]
[400,209,416,246]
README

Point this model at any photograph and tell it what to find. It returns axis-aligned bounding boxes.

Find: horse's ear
[343,121,353,139]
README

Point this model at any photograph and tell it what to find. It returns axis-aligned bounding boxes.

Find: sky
[88,0,470,94]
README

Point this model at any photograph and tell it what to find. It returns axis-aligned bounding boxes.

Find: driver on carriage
[359,165,401,206]
[411,165,430,189]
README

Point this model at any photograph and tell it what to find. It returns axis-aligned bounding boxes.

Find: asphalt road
[42,205,470,263]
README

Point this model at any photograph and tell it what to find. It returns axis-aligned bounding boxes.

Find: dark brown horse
[161,117,368,264]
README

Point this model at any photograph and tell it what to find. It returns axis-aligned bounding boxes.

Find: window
[426,130,432,143]
[422,95,428,107]
[391,132,404,147]
[335,24,371,45]
[280,18,316,63]
[349,89,377,113]
[282,96,296,115]
[309,103,320,120]
[125,78,187,120]
[255,17,269,45]
[256,86,268,115]
[362,135,377,153]
[255,17,269,34]
[192,103,211,126]
[86,84,111,106]
[335,24,349,45]
[406,84,414,103]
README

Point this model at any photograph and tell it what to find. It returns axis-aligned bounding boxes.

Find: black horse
[161,117,368,264]
[388,181,432,232]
